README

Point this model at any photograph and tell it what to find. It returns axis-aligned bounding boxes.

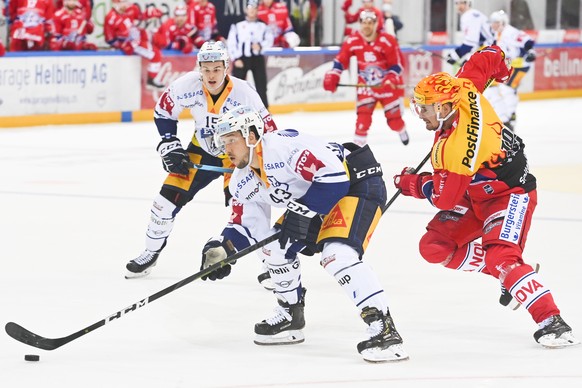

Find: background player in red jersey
[323,10,409,147]
[257,0,300,48]
[104,0,164,88]
[152,5,196,54]
[186,0,223,48]
[8,0,54,51]
[395,45,580,348]
[50,0,96,51]
[342,0,383,36]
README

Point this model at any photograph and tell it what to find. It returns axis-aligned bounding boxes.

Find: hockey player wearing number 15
[124,41,277,280]
[199,106,409,363]
[396,45,579,348]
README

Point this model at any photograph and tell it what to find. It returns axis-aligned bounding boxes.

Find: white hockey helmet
[197,41,229,69]
[214,106,265,149]
[490,10,509,26]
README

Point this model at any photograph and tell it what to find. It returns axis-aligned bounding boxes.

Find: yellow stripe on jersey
[204,77,234,115]
[433,79,505,176]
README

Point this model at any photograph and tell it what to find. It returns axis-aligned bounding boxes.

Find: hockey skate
[398,129,410,145]
[357,307,409,363]
[146,76,165,90]
[254,289,306,345]
[125,245,164,279]
[499,263,540,310]
[534,315,581,348]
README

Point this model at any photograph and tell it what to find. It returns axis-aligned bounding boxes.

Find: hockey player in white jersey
[446,0,494,65]
[484,10,536,131]
[125,41,277,280]
[199,106,409,363]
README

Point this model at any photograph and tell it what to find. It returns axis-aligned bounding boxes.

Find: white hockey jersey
[494,24,534,67]
[227,130,350,239]
[459,9,494,53]
[153,73,275,157]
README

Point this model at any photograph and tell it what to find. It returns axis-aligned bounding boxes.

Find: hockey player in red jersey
[257,0,300,48]
[9,0,55,51]
[152,5,196,54]
[55,0,92,21]
[186,0,223,48]
[104,0,165,88]
[50,0,96,51]
[323,10,409,147]
[394,45,580,348]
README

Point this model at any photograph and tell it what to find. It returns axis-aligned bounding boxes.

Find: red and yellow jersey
[428,46,536,210]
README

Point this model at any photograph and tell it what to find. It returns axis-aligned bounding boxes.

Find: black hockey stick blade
[5,232,281,351]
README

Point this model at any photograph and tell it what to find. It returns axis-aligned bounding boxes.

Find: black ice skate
[125,243,165,279]
[499,263,540,310]
[146,76,165,90]
[398,129,410,145]
[254,289,306,345]
[534,315,580,348]
[357,307,409,362]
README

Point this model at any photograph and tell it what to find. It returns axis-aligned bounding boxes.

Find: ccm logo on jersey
[295,150,325,181]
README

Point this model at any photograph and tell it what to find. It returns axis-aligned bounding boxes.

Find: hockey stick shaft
[5,232,281,351]
[382,150,432,213]
[338,83,406,89]
[189,163,233,174]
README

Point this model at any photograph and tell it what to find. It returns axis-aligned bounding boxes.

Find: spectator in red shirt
[55,0,92,21]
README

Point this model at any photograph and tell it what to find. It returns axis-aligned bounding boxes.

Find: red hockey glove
[145,7,163,19]
[120,40,134,55]
[492,58,513,83]
[341,0,352,12]
[383,72,402,88]
[323,69,341,93]
[393,168,432,199]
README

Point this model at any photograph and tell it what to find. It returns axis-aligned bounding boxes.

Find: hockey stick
[189,163,233,174]
[382,150,432,213]
[5,232,281,351]
[338,83,406,90]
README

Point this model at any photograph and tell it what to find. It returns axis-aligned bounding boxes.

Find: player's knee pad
[482,243,523,279]
[320,242,388,312]
[419,230,457,264]
[146,194,178,251]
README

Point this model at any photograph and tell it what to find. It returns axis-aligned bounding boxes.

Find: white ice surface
[1,99,581,388]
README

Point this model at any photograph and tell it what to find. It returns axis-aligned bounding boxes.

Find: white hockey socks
[145,194,177,252]
[320,242,389,314]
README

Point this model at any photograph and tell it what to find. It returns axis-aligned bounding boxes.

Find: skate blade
[254,330,305,345]
[538,332,581,349]
[361,344,410,363]
[124,266,155,279]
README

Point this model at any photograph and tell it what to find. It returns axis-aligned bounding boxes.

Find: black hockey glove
[200,236,237,281]
[279,201,319,250]
[524,50,536,62]
[157,138,190,176]
[446,52,460,65]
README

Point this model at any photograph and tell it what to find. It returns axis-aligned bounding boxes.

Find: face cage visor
[410,100,456,127]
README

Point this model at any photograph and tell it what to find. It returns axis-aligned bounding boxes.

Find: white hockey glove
[200,236,237,281]
[157,138,190,176]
